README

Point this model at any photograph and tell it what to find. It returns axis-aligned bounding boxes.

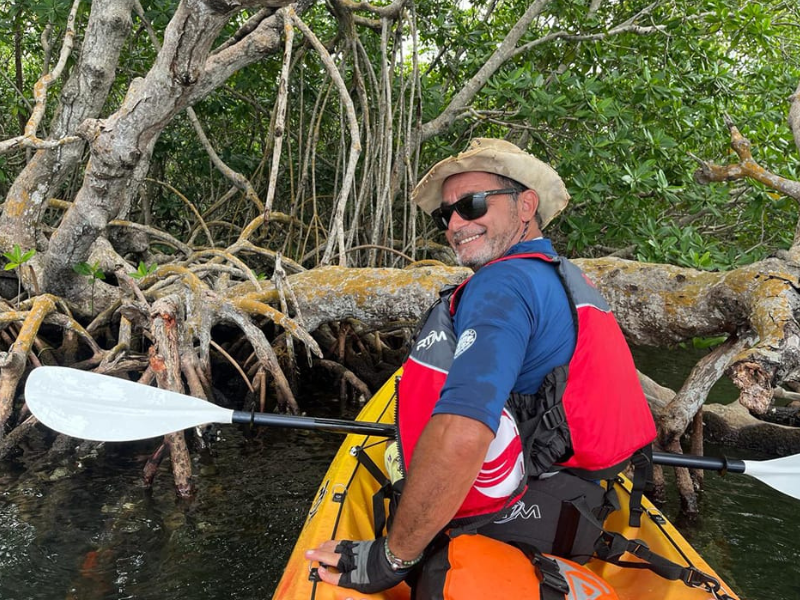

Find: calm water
[1,348,799,600]
[0,428,334,600]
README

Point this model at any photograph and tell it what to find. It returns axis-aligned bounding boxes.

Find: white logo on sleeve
[453,328,477,359]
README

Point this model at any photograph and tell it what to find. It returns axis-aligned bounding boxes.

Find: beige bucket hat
[411,138,570,228]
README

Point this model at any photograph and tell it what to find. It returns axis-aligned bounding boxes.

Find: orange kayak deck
[274,372,739,600]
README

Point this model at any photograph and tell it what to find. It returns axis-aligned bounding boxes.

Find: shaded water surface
[1,348,799,599]
[0,429,334,600]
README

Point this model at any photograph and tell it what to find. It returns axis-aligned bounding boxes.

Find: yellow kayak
[274,371,740,600]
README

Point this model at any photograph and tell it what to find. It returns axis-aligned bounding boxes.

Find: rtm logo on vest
[493,501,541,525]
[416,330,447,351]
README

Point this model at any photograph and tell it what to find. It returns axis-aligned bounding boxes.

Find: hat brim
[411,139,569,229]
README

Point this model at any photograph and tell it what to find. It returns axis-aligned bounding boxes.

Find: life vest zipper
[393,374,407,480]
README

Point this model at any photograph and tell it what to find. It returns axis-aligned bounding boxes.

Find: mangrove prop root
[665,439,699,516]
[150,296,194,497]
[0,295,58,434]
[143,442,167,488]
[690,410,704,488]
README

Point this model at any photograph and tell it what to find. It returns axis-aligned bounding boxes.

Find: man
[306,138,655,596]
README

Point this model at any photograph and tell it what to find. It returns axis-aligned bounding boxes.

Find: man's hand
[306,537,409,594]
[305,537,409,595]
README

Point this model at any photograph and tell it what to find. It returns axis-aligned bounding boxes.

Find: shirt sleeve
[432,264,535,433]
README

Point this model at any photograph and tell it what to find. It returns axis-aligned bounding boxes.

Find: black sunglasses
[431,188,520,231]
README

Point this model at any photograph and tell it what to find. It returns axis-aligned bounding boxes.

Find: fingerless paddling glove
[333,537,421,593]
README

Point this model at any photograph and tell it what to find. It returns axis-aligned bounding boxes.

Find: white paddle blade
[24,366,234,442]
[743,454,800,501]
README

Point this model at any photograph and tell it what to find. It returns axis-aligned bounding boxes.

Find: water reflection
[0,429,334,600]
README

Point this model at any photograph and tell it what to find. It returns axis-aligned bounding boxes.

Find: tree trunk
[574,257,800,413]
[0,0,135,251]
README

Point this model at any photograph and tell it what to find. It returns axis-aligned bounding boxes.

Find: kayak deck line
[274,370,740,600]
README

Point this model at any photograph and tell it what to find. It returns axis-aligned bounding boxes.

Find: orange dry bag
[413,533,618,600]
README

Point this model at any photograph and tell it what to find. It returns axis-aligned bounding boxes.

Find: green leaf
[73,261,104,279]
[2,245,35,273]
[130,261,157,279]
[73,262,93,276]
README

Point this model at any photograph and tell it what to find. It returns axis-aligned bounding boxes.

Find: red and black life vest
[396,252,656,520]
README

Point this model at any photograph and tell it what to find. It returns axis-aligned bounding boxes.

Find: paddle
[24,366,800,501]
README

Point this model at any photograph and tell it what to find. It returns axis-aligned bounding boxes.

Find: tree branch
[334,0,408,19]
[420,0,551,141]
[0,0,83,155]
[691,116,800,254]
[264,7,295,218]
[789,79,800,156]
[133,0,266,216]
[200,0,312,98]
[510,21,667,61]
[691,116,800,202]
[289,9,362,266]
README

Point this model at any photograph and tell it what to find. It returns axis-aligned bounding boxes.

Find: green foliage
[2,0,799,273]
[2,244,35,306]
[129,261,157,279]
[73,261,105,313]
[635,220,731,271]
[688,335,729,350]
[2,244,36,270]
[414,0,800,269]
[73,261,105,281]
[0,0,81,195]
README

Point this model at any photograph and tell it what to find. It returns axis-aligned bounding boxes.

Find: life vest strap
[515,543,570,600]
[627,446,653,527]
[594,531,737,600]
[533,554,570,600]
[353,446,393,537]
[507,365,573,479]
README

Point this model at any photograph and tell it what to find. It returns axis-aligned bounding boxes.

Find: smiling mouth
[456,233,483,246]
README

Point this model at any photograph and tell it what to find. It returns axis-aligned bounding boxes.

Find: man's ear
[518,189,539,221]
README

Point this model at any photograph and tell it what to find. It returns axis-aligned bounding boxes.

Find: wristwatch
[383,538,423,571]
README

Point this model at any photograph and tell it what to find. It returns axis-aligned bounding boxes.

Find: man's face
[440,171,525,270]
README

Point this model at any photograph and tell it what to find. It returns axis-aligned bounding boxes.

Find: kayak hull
[274,371,739,600]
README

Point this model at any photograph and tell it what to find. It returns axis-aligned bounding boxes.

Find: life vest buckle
[532,554,570,594]
[541,404,566,430]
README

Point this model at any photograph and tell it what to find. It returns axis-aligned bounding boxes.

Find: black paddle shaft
[230,410,745,474]
[651,451,746,474]
[231,410,395,437]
